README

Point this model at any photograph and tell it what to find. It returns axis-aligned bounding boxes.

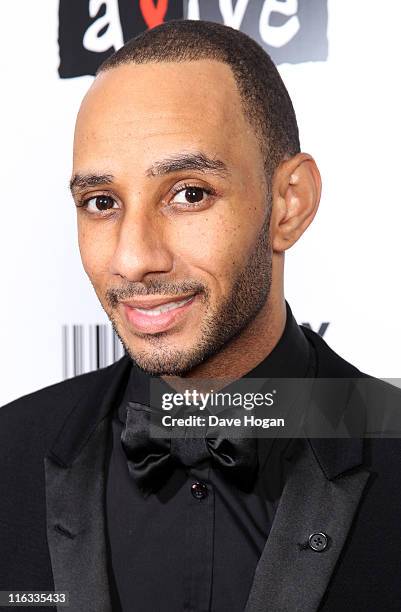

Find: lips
[121,293,199,333]
[132,295,194,315]
[121,293,197,310]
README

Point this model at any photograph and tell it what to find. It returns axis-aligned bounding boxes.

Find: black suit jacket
[1,326,401,612]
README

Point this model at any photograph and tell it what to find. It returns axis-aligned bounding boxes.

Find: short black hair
[97,19,300,184]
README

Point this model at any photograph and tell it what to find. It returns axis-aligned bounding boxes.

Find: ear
[270,153,322,252]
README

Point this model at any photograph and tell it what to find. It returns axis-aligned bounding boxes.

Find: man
[1,19,400,612]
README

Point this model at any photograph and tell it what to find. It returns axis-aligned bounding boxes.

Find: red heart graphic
[139,0,168,29]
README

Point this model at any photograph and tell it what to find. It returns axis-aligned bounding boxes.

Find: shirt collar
[242,300,312,380]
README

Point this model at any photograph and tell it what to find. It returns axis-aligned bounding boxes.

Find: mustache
[105,279,207,309]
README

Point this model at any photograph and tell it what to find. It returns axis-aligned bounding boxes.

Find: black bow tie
[119,402,259,496]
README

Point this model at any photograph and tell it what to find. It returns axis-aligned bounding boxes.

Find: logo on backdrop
[61,321,329,378]
[58,0,328,78]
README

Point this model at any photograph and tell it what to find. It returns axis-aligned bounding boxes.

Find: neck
[161,292,286,392]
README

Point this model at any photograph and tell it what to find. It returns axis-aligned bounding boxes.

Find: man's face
[72,60,272,376]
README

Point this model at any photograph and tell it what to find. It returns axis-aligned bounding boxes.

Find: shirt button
[191,481,208,500]
[308,532,328,552]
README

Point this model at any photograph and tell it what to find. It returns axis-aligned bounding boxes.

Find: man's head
[71,20,321,377]
[97,19,300,181]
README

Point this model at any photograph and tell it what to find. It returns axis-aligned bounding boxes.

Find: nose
[109,205,174,282]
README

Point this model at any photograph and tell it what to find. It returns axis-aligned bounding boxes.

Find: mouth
[121,293,199,334]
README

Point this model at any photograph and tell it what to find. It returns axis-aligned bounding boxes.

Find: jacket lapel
[245,329,372,612]
[244,436,371,612]
[44,355,132,612]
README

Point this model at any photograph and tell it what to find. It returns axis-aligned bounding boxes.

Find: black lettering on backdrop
[302,322,330,337]
[61,321,330,377]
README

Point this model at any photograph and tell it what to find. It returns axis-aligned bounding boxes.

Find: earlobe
[271,153,321,252]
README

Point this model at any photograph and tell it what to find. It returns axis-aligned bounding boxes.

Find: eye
[171,185,212,207]
[82,195,119,213]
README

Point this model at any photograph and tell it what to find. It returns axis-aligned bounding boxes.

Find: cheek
[174,213,252,288]
[77,220,111,281]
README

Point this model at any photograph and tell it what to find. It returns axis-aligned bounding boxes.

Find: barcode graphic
[62,324,125,379]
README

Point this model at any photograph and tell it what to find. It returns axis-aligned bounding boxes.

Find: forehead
[73,59,261,173]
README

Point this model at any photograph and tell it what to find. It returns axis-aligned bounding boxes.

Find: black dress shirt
[106,302,316,611]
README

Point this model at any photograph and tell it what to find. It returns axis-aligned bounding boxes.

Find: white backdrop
[1,0,400,406]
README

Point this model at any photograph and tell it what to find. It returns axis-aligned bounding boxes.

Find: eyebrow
[69,173,113,194]
[69,151,229,194]
[145,152,230,178]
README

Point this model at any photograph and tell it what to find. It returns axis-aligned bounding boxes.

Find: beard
[102,206,272,376]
